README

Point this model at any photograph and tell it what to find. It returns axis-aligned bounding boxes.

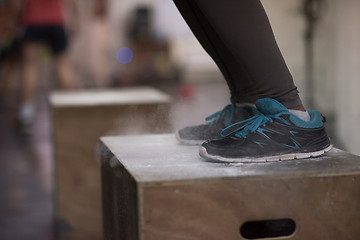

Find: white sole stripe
[199,145,333,163]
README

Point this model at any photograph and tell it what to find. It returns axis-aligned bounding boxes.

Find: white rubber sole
[199,144,333,163]
[175,131,205,145]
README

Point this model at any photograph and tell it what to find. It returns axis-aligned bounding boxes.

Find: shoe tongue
[256,98,289,115]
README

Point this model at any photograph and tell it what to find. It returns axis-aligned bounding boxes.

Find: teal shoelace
[220,112,289,138]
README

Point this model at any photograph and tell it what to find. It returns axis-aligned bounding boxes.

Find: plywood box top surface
[101,134,360,185]
[49,87,172,107]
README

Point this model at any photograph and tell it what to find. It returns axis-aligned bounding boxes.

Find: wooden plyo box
[100,134,360,240]
[50,87,172,240]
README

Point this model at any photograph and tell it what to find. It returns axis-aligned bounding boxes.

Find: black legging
[173,0,302,108]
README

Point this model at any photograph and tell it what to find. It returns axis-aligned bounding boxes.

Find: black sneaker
[199,98,332,162]
[176,98,256,145]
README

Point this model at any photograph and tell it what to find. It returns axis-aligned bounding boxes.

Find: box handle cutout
[240,218,296,239]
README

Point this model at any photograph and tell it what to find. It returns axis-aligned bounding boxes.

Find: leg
[174,0,330,161]
[0,59,16,94]
[22,42,42,102]
[54,52,75,89]
[18,41,42,131]
[173,0,302,109]
[49,26,75,89]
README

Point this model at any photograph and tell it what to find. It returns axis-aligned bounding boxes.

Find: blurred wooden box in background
[50,87,172,240]
[100,134,360,240]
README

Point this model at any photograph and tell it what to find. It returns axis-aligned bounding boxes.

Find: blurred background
[1,0,359,239]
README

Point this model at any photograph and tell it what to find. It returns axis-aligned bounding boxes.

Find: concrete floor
[0,91,54,240]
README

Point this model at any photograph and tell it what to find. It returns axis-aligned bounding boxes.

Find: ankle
[290,104,306,112]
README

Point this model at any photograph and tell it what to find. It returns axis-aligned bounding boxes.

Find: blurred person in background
[16,0,78,133]
[112,5,176,87]
[79,0,111,87]
[88,0,109,87]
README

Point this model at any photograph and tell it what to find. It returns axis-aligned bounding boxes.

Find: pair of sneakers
[176,98,332,163]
